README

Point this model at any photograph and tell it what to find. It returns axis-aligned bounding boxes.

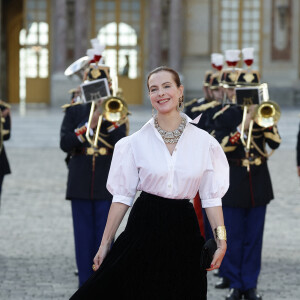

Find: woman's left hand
[206,242,227,271]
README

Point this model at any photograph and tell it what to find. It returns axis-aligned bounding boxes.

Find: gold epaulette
[1,129,10,137]
[61,102,82,109]
[212,104,230,120]
[0,100,11,109]
[185,98,198,107]
[191,100,221,113]
[264,132,281,144]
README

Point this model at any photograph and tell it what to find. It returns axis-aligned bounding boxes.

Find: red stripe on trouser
[193,192,206,238]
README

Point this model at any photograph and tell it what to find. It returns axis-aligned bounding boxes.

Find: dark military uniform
[0,104,11,202]
[184,97,206,119]
[192,72,224,242]
[193,72,224,134]
[184,71,213,120]
[215,106,281,294]
[60,102,127,286]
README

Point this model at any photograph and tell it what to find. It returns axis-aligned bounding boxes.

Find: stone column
[74,0,89,59]
[149,0,162,70]
[53,0,67,72]
[51,0,80,107]
[168,0,183,72]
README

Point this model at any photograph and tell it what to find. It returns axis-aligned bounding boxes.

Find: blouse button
[168,184,171,188]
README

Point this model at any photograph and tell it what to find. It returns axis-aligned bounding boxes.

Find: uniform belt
[228,156,266,167]
[73,147,113,156]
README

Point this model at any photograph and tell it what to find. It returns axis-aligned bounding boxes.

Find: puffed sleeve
[199,137,229,208]
[106,136,139,207]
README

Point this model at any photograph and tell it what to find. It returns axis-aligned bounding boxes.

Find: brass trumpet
[86,96,128,148]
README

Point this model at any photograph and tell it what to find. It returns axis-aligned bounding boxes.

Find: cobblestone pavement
[0,105,299,299]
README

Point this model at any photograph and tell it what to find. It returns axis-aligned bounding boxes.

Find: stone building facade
[0,0,300,107]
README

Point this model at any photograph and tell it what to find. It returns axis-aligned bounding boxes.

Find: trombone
[239,99,281,172]
[85,96,128,148]
[240,100,281,148]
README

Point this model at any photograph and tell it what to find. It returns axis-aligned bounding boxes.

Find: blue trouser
[220,205,266,291]
[71,199,111,287]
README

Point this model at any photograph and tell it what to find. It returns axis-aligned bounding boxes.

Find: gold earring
[177,96,184,112]
[181,96,185,111]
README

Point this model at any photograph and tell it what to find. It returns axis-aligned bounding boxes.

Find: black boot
[244,288,262,300]
[225,288,243,300]
[215,277,230,289]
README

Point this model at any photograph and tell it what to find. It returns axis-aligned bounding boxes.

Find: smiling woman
[70,66,229,300]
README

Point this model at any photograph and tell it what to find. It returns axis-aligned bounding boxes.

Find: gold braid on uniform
[106,117,130,136]
[250,138,274,158]
[263,126,282,143]
[97,136,114,149]
[0,100,11,109]
[222,137,237,152]
[191,100,221,113]
[184,98,198,107]
[212,105,230,120]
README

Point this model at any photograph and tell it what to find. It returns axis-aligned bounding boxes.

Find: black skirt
[70,191,207,300]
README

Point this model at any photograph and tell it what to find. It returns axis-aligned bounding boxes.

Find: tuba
[64,56,90,81]
[86,96,129,148]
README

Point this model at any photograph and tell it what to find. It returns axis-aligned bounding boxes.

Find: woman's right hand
[93,243,111,271]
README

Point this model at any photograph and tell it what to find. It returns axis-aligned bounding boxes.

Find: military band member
[193,72,223,134]
[0,100,11,205]
[184,70,213,119]
[190,71,225,241]
[208,69,242,290]
[214,74,281,300]
[60,50,128,287]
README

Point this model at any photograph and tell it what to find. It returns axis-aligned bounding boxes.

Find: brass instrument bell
[254,100,281,128]
[86,96,128,148]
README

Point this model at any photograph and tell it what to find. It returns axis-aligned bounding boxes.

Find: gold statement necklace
[154,116,187,144]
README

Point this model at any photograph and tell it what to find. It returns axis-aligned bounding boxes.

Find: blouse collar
[147,112,197,129]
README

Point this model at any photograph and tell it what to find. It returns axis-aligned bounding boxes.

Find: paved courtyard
[0,105,299,299]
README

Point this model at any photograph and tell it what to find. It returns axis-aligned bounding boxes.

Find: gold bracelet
[214,225,227,241]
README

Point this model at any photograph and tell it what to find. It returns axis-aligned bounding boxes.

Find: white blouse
[106,114,229,208]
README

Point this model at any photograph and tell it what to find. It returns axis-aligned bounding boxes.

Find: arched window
[98,22,138,79]
[92,0,144,104]
[19,21,49,100]
[219,0,261,70]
